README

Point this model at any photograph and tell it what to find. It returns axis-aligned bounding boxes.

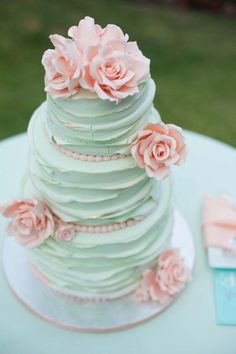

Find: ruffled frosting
[46,79,159,156]
[28,178,173,299]
[24,77,174,299]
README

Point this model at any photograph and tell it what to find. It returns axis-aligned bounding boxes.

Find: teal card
[214,269,236,325]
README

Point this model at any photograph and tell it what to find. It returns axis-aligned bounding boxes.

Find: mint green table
[0,132,236,354]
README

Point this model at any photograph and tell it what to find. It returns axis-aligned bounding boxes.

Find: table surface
[0,131,236,354]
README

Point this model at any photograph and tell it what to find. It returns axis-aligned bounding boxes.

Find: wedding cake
[1,17,190,303]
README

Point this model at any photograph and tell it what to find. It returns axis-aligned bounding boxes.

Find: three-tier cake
[1,17,190,303]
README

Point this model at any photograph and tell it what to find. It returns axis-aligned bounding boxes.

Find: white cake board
[2,210,195,333]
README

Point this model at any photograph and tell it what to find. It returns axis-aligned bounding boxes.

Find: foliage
[0,0,235,146]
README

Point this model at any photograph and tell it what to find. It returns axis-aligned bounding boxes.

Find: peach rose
[42,17,150,101]
[133,249,191,304]
[54,223,75,242]
[133,269,170,304]
[156,249,191,296]
[132,286,150,303]
[68,16,102,52]
[81,40,150,102]
[86,45,148,101]
[131,123,187,180]
[133,269,169,303]
[0,200,54,249]
[42,34,83,98]
[68,16,128,50]
[68,17,150,102]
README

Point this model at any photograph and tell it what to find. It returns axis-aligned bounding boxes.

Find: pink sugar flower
[133,269,169,303]
[132,286,150,303]
[42,16,150,101]
[42,34,83,98]
[54,223,76,242]
[77,18,150,102]
[80,41,150,102]
[156,249,191,297]
[131,123,187,180]
[0,200,54,249]
[68,16,103,52]
[133,249,191,304]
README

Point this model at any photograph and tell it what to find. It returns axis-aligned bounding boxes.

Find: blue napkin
[214,269,236,325]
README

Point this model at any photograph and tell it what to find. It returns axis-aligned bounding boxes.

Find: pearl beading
[54,215,138,233]
[73,219,138,233]
[53,141,129,162]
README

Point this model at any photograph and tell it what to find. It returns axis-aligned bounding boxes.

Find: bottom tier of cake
[23,177,174,300]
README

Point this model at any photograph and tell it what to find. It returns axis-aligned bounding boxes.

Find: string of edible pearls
[54,142,128,162]
[54,215,138,233]
[73,219,138,233]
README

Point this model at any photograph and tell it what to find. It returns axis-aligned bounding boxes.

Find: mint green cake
[1,17,187,301]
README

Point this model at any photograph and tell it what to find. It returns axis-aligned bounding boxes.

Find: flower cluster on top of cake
[42,16,150,102]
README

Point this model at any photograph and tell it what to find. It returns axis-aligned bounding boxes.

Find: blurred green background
[0,0,235,145]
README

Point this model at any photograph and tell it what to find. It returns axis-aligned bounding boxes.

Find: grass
[0,0,235,146]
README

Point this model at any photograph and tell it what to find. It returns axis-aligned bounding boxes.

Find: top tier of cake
[47,79,158,156]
